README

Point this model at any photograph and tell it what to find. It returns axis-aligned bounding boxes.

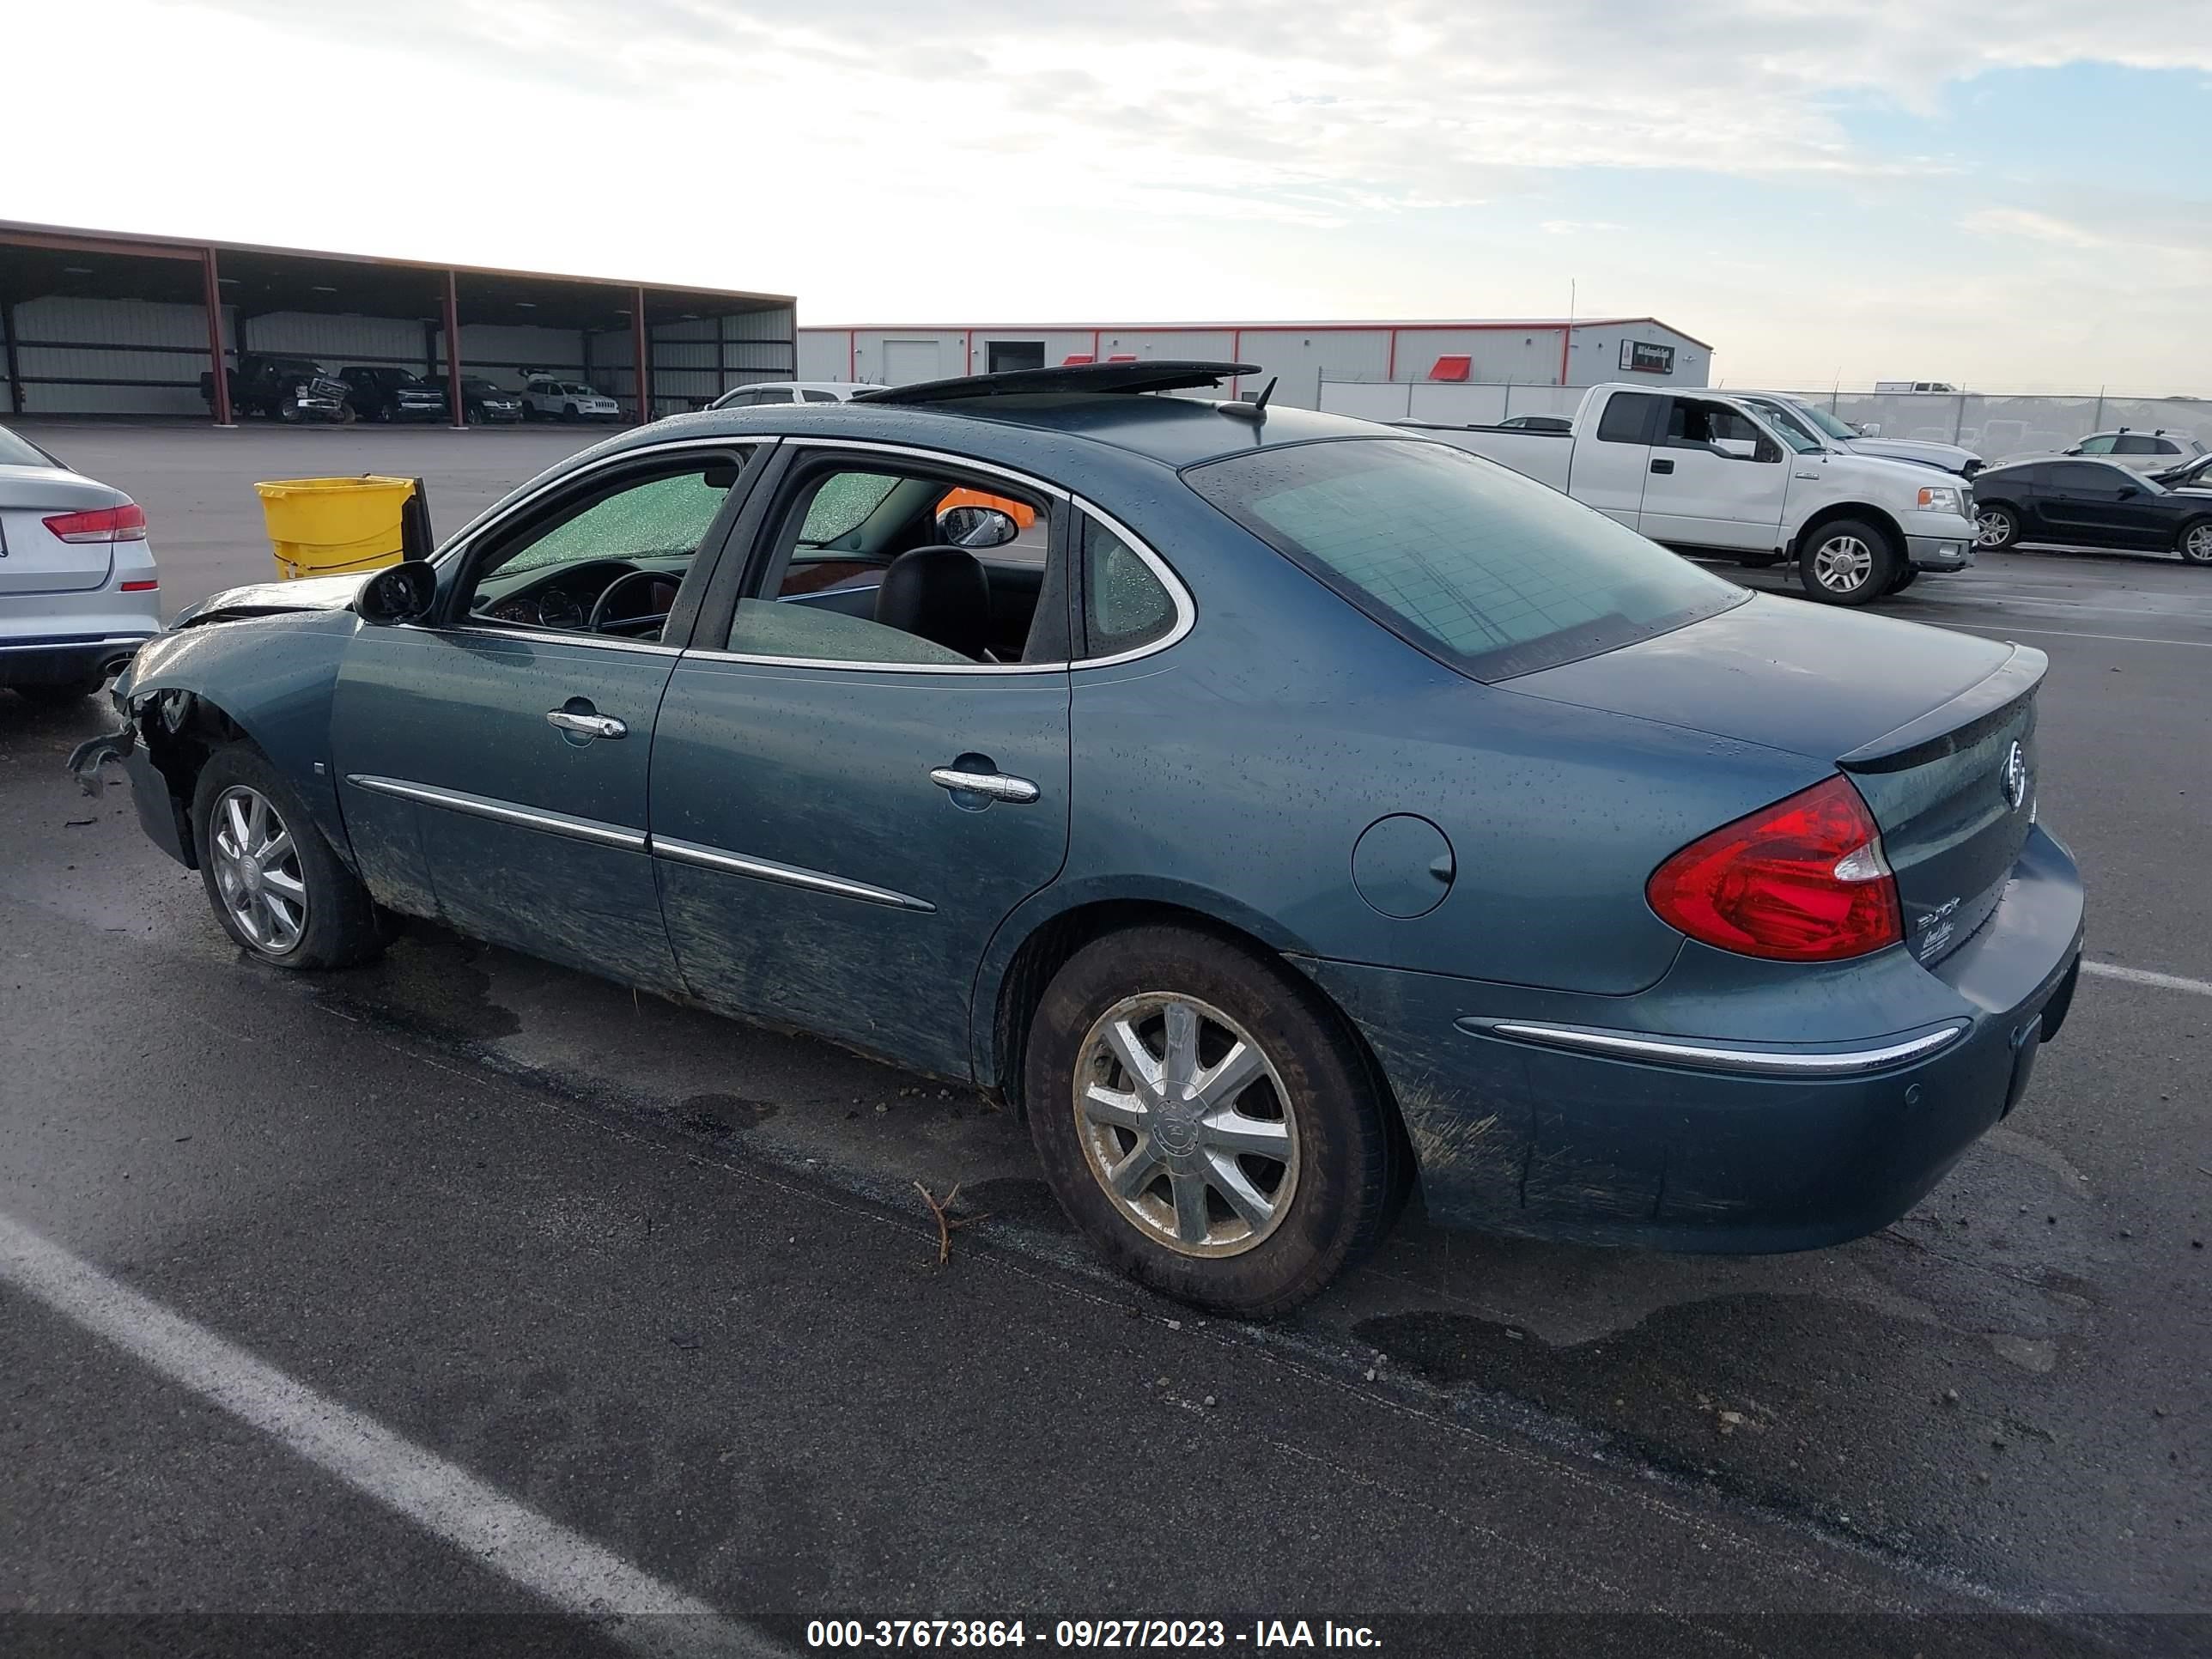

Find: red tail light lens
[1647,775,1902,963]
[44,502,147,544]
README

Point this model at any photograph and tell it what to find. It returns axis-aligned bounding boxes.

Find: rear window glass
[1595,393,1659,444]
[0,425,60,469]
[1185,438,1745,683]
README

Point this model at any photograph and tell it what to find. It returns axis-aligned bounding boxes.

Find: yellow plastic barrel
[253,475,418,580]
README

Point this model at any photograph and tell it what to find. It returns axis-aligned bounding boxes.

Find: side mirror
[1856,422,1881,437]
[938,504,1019,549]
[1713,437,1759,460]
[2118,483,2140,498]
[356,560,438,626]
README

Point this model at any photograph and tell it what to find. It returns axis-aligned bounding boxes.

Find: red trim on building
[1385,327,1398,382]
[848,327,857,381]
[803,317,1715,352]
[1061,354,1096,366]
[1558,325,1571,387]
[1429,355,1472,382]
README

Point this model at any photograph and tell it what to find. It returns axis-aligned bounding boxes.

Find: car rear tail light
[1647,775,1902,963]
[119,579,160,592]
[44,502,147,543]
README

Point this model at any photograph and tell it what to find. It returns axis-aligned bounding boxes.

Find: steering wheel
[586,568,672,635]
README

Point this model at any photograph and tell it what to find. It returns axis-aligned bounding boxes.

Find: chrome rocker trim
[343,775,647,851]
[1468,1019,1969,1077]
[650,836,934,913]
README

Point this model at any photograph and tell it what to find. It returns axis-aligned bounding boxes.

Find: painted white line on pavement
[0,1210,775,1659]
[2082,960,2212,998]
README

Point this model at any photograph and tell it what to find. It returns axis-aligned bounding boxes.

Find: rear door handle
[1650,458,1674,474]
[930,767,1039,804]
[545,708,627,740]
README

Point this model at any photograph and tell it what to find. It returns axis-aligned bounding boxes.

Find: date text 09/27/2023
[805,1620,1382,1650]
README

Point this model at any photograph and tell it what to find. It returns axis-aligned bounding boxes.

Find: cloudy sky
[9,0,2209,391]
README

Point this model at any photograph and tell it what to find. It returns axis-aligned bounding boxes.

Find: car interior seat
[873,545,993,660]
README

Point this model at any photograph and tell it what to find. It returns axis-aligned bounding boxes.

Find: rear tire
[13,677,104,707]
[1796,518,1899,606]
[1976,504,2021,550]
[1024,925,1403,1317]
[191,744,389,970]
[2179,520,2212,567]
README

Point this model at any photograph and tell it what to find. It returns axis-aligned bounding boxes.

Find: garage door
[881,340,944,386]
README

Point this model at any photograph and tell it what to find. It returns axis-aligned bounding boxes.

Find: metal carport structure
[0,221,795,428]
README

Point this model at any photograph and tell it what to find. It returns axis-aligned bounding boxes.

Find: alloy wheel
[2185,523,2212,563]
[1975,510,2013,548]
[1811,534,1875,594]
[209,785,309,955]
[1073,994,1300,1258]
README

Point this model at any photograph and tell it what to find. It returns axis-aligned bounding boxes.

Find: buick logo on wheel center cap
[2002,740,2028,812]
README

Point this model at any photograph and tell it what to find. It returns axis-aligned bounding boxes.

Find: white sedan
[0,424,161,705]
[708,380,885,410]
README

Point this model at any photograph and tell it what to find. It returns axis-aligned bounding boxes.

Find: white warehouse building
[796,316,1712,407]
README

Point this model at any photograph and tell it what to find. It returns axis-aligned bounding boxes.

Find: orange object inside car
[936,487,1036,529]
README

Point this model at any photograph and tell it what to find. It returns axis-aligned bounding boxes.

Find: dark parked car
[453,377,525,424]
[82,361,2083,1315]
[200,354,350,422]
[1972,459,2212,565]
[337,367,448,423]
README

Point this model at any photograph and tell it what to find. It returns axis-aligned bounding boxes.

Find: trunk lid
[0,465,127,595]
[1504,595,2045,966]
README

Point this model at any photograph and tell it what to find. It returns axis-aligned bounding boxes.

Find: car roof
[625,390,1389,473]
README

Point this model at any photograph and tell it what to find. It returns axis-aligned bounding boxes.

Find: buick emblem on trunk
[2002,740,2029,811]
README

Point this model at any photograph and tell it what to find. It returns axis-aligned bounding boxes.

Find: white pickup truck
[1395,383,1978,605]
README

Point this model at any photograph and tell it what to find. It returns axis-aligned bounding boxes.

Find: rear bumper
[0,631,157,687]
[1300,826,2084,1252]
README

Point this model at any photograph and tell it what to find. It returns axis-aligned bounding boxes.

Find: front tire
[191,744,389,970]
[1886,566,1919,594]
[1976,504,2020,551]
[1797,519,1899,606]
[2179,520,2212,567]
[1024,925,1402,1316]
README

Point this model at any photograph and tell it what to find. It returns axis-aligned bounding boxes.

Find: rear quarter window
[1185,438,1745,683]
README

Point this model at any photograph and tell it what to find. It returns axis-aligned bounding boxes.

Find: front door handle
[545,708,627,740]
[930,766,1039,804]
[1650,458,1675,474]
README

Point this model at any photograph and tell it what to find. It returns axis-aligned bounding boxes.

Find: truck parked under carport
[1395,383,1979,605]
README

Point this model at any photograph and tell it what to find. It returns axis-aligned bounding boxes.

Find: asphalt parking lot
[3,423,2209,1651]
